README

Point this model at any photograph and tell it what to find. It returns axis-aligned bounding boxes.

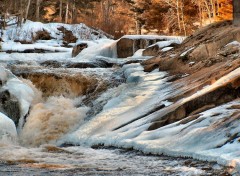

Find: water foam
[20,96,89,147]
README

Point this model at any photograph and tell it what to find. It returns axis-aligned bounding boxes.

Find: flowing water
[0,145,230,176]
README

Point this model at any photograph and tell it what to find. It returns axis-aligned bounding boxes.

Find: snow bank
[2,41,72,52]
[4,20,108,42]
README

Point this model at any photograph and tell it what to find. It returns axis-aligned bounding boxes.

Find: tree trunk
[59,0,62,22]
[25,0,31,22]
[65,0,69,24]
[36,0,40,21]
[233,0,240,26]
[176,0,182,33]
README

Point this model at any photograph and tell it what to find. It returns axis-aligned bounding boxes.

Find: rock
[116,36,161,58]
[58,27,77,45]
[65,60,114,68]
[72,43,88,57]
[117,38,134,58]
[143,45,160,56]
[143,63,159,72]
[0,90,21,126]
[143,43,179,56]
[65,62,98,68]
[34,30,51,41]
[40,60,62,68]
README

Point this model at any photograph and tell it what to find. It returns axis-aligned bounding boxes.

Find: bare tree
[36,0,41,21]
[233,0,240,26]
[65,0,69,24]
[59,0,63,22]
[25,0,32,22]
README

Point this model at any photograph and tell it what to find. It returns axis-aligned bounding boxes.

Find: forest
[0,0,234,38]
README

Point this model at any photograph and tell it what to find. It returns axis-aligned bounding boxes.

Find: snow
[2,41,72,52]
[3,20,108,42]
[122,35,185,42]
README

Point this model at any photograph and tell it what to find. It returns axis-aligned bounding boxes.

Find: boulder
[72,43,88,57]
[116,37,160,58]
[117,38,134,58]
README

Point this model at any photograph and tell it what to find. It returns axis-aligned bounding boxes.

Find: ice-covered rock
[0,112,17,143]
[117,35,185,58]
[0,67,35,129]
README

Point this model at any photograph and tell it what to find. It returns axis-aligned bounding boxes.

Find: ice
[180,47,195,57]
[59,64,240,173]
[226,41,240,47]
[133,49,145,57]
[0,67,35,130]
[75,39,117,60]
[2,41,72,52]
[0,112,17,144]
[122,35,185,42]
[162,47,173,52]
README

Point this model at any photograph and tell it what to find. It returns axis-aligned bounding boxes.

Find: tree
[25,0,32,22]
[35,0,41,21]
[125,0,151,34]
[233,0,240,26]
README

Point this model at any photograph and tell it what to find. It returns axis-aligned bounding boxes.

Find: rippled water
[0,145,231,176]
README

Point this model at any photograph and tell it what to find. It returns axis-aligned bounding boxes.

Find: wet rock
[65,62,98,68]
[0,90,21,126]
[72,43,88,57]
[40,60,62,68]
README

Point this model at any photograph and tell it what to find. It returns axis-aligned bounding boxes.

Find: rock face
[116,37,161,58]
[0,90,21,126]
[72,43,88,57]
